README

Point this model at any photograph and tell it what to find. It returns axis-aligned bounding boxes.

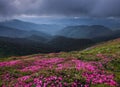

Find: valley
[0,19,120,57]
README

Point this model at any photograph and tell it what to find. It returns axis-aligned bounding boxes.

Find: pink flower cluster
[21,65,42,72]
[34,76,63,87]
[56,60,74,70]
[2,73,13,81]
[20,58,65,72]
[72,60,97,71]
[0,60,21,67]
[0,56,118,87]
[18,76,31,81]
[15,75,89,87]
[14,76,63,87]
[83,71,117,86]
[71,59,117,86]
[96,54,112,63]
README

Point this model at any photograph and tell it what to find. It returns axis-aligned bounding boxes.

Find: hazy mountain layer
[57,25,113,39]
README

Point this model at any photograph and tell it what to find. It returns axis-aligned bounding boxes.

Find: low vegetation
[0,38,120,87]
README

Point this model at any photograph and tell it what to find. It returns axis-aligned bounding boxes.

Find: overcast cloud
[0,0,120,18]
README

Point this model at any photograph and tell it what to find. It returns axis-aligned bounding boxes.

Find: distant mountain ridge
[57,25,113,39]
[0,19,64,35]
[45,18,120,30]
[0,25,52,40]
[0,25,30,38]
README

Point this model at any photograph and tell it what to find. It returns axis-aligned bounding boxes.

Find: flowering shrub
[0,55,118,87]
[0,60,21,67]
[0,39,120,87]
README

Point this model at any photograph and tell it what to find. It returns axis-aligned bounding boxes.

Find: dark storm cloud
[0,0,17,16]
[0,0,120,18]
[37,0,97,16]
[91,0,120,17]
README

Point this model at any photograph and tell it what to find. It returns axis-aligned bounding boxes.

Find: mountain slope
[0,37,55,57]
[93,30,120,42]
[0,25,30,38]
[0,38,119,87]
[49,36,94,51]
[0,36,94,57]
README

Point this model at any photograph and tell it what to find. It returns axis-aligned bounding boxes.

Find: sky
[0,0,120,19]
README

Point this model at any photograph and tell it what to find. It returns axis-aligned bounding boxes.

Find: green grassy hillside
[0,38,120,87]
